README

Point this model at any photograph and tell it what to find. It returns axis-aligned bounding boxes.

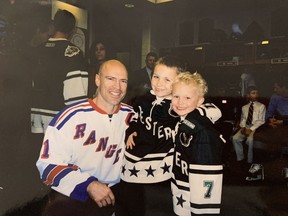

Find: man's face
[96,61,128,110]
[248,90,259,101]
[274,83,285,96]
[145,56,157,70]
[95,43,106,63]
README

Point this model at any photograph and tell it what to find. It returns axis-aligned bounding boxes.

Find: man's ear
[96,74,100,87]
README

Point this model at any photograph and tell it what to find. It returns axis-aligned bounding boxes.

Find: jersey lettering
[164,127,173,139]
[41,139,49,159]
[113,149,122,164]
[105,144,117,158]
[138,106,144,124]
[158,125,164,138]
[83,130,96,145]
[175,152,188,176]
[74,123,86,139]
[95,137,109,152]
[145,118,176,141]
[137,105,176,141]
[145,117,152,130]
[204,181,214,199]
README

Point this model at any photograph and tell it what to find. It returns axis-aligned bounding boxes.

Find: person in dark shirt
[126,51,158,103]
[31,9,88,134]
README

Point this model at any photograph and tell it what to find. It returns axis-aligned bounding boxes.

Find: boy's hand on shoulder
[126,132,137,149]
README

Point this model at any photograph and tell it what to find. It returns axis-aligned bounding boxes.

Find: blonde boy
[171,72,224,216]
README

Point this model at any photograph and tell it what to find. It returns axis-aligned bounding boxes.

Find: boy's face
[151,64,178,98]
[248,90,258,101]
[172,82,204,118]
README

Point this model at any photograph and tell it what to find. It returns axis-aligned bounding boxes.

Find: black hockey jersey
[121,91,180,183]
[31,38,88,116]
[121,91,222,184]
[172,110,224,215]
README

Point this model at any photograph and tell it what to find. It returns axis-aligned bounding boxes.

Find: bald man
[36,60,134,216]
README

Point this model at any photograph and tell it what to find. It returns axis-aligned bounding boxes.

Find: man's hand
[240,128,246,135]
[87,181,115,207]
[244,128,253,136]
[268,118,283,128]
[240,128,252,136]
[126,132,137,149]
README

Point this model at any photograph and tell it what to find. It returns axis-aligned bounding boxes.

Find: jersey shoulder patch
[65,45,80,57]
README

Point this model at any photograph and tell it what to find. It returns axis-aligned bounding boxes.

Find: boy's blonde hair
[173,72,208,97]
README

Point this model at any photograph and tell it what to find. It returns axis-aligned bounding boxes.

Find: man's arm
[36,126,95,202]
[265,94,278,120]
[250,104,266,131]
[239,105,247,128]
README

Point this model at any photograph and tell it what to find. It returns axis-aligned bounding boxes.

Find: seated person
[232,86,266,179]
[254,77,288,152]
[253,77,288,181]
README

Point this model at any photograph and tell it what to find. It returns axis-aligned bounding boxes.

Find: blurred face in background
[146,55,157,70]
[273,83,288,96]
[248,90,259,101]
[95,42,106,63]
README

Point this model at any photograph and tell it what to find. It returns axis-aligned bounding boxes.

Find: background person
[253,76,288,182]
[31,9,88,134]
[126,51,158,103]
[87,39,113,98]
[232,86,266,179]
[254,76,288,151]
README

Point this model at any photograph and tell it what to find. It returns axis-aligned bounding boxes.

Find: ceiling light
[125,3,135,8]
[261,40,269,45]
[146,0,175,4]
[195,46,203,51]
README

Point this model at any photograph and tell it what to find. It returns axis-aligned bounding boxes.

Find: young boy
[232,86,266,180]
[171,72,224,216]
[120,56,221,216]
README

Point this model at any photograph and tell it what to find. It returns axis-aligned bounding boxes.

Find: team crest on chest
[179,132,193,147]
[65,45,80,57]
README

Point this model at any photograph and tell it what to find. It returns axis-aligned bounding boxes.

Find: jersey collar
[88,99,120,114]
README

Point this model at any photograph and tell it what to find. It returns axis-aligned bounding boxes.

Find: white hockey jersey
[36,99,134,201]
